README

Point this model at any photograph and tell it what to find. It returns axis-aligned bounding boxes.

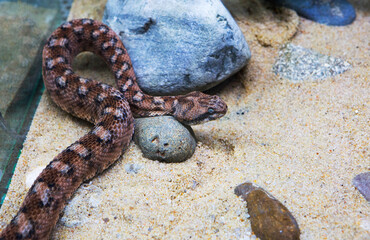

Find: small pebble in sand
[124,163,143,174]
[134,116,196,162]
[273,43,351,81]
[235,182,300,240]
[353,172,370,201]
[26,166,45,188]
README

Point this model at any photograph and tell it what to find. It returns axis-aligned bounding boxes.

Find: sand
[0,0,369,239]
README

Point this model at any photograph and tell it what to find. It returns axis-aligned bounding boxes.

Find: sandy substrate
[0,0,369,239]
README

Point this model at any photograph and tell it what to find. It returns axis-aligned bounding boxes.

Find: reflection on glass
[0,0,73,205]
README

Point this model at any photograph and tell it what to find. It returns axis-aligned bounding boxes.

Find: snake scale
[0,18,227,239]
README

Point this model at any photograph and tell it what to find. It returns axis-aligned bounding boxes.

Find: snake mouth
[183,112,226,125]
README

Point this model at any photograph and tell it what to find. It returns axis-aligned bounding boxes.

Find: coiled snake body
[0,19,227,239]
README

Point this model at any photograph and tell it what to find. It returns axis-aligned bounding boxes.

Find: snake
[0,18,227,239]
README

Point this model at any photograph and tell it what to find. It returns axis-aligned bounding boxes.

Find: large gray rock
[103,0,250,95]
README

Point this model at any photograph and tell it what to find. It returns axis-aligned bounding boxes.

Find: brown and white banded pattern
[0,18,227,240]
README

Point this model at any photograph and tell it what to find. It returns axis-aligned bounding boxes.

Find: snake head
[172,91,228,125]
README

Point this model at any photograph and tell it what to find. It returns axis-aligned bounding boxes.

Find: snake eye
[208,108,215,114]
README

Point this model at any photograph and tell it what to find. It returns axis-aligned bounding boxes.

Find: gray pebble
[273,43,351,81]
[133,116,196,162]
[103,0,250,95]
[124,163,142,174]
[353,172,370,201]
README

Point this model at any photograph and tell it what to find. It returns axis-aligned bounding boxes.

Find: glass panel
[0,0,73,204]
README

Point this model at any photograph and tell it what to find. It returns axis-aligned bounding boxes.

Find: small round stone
[133,116,196,162]
[124,163,142,174]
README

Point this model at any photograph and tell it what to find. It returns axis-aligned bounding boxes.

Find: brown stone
[235,182,300,240]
